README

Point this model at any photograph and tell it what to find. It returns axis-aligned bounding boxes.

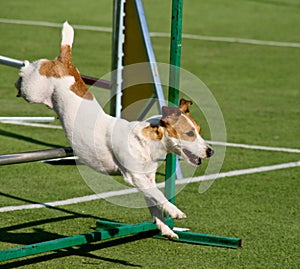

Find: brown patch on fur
[39,45,93,100]
[164,125,179,139]
[179,98,201,133]
[161,107,181,125]
[59,45,72,64]
[161,106,197,141]
[171,115,197,142]
[160,107,180,139]
[142,125,163,140]
[179,98,193,113]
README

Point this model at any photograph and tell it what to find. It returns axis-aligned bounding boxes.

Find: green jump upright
[163,0,242,248]
[165,0,184,207]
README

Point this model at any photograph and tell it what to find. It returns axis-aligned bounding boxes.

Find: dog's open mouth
[183,149,201,166]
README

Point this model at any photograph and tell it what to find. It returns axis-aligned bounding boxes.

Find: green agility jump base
[0,219,241,262]
[0,0,241,263]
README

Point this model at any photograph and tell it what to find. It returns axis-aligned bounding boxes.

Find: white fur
[15,22,213,239]
[61,21,74,47]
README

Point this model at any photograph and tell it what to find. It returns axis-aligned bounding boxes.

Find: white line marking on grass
[0,18,111,33]
[1,120,299,154]
[209,141,300,154]
[1,18,300,48]
[175,160,300,185]
[1,160,299,213]
[0,121,63,129]
[1,121,298,154]
[176,33,300,48]
[0,189,139,213]
[0,117,55,122]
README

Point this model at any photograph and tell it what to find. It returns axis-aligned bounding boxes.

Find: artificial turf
[0,0,299,268]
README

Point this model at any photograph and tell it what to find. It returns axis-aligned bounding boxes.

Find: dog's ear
[179,98,193,113]
[161,106,181,125]
[179,98,201,133]
[142,124,164,140]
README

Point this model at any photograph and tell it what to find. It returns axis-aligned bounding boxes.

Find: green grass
[0,0,299,268]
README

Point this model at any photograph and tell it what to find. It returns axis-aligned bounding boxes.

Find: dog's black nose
[15,77,22,97]
[206,147,214,158]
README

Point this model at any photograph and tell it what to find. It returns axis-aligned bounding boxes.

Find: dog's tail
[59,21,74,63]
[61,21,74,48]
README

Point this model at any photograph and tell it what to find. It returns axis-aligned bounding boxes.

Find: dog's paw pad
[161,229,179,240]
[176,212,187,219]
[155,218,179,239]
[168,232,179,240]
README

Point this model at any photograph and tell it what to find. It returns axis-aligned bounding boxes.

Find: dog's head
[161,98,213,165]
[15,22,92,109]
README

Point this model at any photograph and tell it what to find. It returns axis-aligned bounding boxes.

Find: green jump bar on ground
[0,220,241,262]
[155,230,242,249]
[0,221,160,262]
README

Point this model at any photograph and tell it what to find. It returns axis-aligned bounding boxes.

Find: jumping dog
[15,22,214,239]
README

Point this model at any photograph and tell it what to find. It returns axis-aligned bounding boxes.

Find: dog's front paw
[161,225,179,239]
[163,202,187,219]
[155,218,179,239]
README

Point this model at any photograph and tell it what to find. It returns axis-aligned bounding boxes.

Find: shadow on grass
[0,128,64,148]
[0,191,100,222]
[0,227,150,268]
[0,191,152,267]
[0,191,99,245]
[0,231,156,268]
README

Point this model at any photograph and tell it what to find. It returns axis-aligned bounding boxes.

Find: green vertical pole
[165,0,183,206]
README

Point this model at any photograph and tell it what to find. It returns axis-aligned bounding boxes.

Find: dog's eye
[186,131,195,137]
